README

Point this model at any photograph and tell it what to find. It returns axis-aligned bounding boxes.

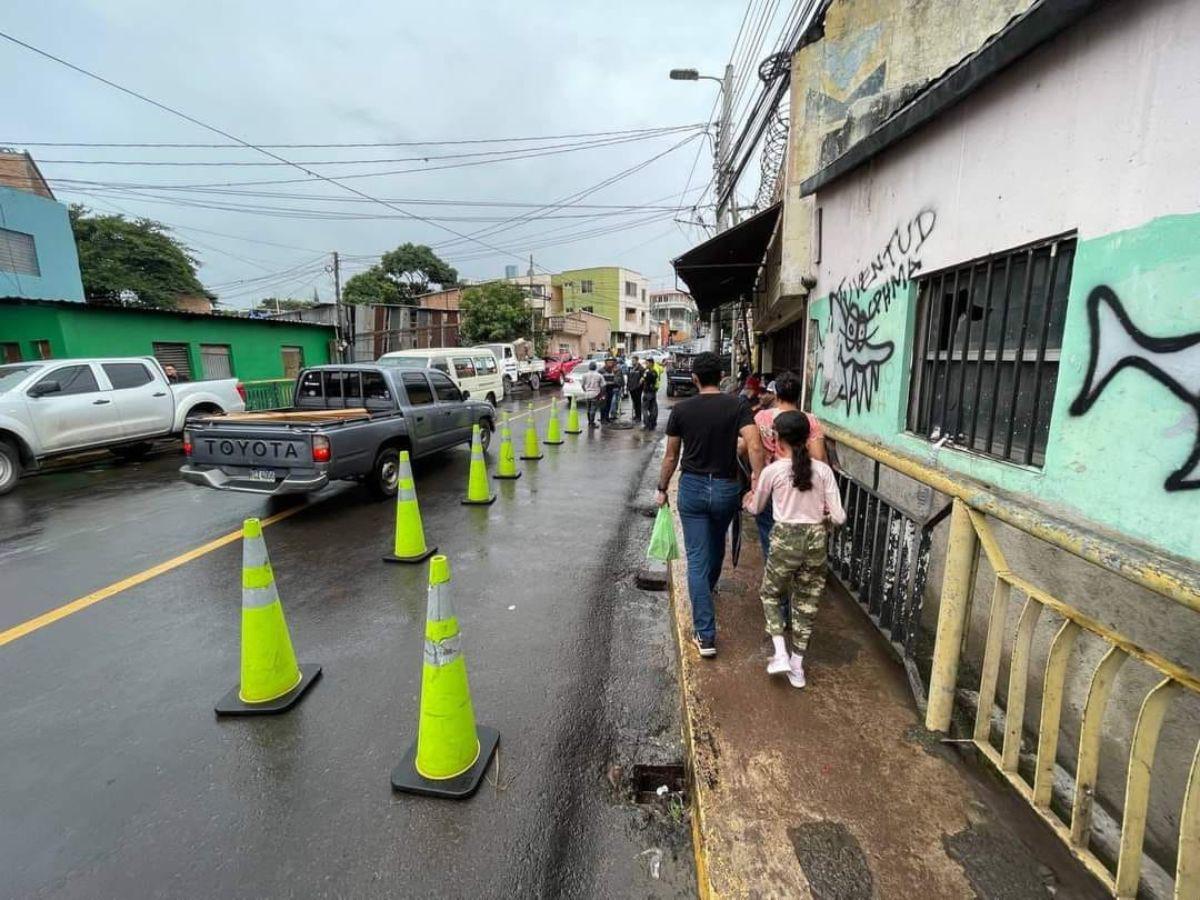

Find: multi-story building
[649,289,699,345]
[553,267,653,351]
[0,150,85,302]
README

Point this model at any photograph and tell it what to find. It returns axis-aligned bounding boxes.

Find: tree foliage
[459,282,532,344]
[340,242,458,305]
[69,205,211,308]
[256,297,316,312]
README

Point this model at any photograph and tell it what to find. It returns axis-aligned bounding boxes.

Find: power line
[4,125,706,149]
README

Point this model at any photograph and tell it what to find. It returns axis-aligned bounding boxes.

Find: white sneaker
[787,655,806,689]
[766,653,791,675]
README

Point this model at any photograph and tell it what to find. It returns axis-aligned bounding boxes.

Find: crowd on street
[578,355,663,430]
[653,352,845,688]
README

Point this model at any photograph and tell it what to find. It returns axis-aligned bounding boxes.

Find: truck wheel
[486,392,497,407]
[0,440,21,495]
[368,447,401,499]
[528,373,540,391]
[478,419,493,454]
[502,375,513,396]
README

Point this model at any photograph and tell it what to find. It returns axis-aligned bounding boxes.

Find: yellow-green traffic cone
[392,554,499,798]
[565,395,582,434]
[461,424,496,506]
[215,518,321,715]
[494,411,521,480]
[543,397,564,445]
[383,450,436,563]
[519,402,543,460]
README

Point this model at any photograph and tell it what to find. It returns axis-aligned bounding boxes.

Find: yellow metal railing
[820,421,1200,899]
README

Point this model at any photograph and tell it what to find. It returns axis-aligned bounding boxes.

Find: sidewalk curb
[664,481,721,900]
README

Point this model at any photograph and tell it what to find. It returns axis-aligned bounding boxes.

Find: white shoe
[766,653,791,675]
[787,655,806,689]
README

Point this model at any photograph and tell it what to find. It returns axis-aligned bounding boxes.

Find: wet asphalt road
[0,388,694,899]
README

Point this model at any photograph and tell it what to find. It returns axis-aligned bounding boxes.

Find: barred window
[906,235,1075,467]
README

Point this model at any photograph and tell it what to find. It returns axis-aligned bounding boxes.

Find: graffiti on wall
[1069,285,1200,491]
[818,210,936,414]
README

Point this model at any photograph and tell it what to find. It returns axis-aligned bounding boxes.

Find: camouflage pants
[760,522,827,652]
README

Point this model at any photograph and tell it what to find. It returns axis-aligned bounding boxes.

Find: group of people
[654,352,846,689]
[578,356,663,431]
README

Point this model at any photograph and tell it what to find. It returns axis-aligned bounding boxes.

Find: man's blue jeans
[677,472,742,642]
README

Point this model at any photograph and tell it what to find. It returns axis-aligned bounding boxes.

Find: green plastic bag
[647,505,679,561]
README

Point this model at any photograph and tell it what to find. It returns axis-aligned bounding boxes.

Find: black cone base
[519,452,544,460]
[461,495,497,506]
[383,545,437,564]
[392,725,500,799]
[215,663,322,716]
[493,471,522,480]
[565,428,583,435]
[543,439,564,446]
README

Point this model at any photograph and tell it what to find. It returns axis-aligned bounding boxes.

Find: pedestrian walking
[580,362,606,428]
[641,361,660,430]
[608,360,626,422]
[599,359,617,423]
[746,411,846,688]
[627,359,644,424]
[656,351,765,657]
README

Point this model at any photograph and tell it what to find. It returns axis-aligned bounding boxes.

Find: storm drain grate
[632,763,687,805]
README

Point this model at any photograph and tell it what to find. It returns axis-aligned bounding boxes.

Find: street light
[669,68,699,81]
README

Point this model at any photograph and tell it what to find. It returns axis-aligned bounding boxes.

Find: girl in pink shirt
[747,411,845,688]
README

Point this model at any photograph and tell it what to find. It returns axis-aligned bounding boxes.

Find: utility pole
[331,250,344,362]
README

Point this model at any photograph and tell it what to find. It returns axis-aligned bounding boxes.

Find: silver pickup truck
[180,364,495,498]
[0,356,245,495]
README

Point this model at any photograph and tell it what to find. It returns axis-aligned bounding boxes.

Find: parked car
[666,353,699,397]
[542,353,582,385]
[180,364,494,499]
[377,347,503,406]
[0,356,245,495]
[476,340,545,395]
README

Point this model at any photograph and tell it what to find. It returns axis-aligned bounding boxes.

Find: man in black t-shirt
[656,351,765,657]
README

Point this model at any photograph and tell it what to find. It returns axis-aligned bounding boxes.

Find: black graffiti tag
[829,209,936,320]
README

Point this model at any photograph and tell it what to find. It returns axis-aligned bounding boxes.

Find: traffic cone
[494,412,522,480]
[543,397,564,445]
[461,424,496,506]
[392,555,499,799]
[565,395,582,435]
[519,401,543,461]
[383,450,437,563]
[215,518,321,715]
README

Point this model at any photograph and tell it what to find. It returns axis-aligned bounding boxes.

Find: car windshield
[378,356,430,369]
[0,364,41,392]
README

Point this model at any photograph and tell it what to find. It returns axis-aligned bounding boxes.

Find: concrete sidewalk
[668,507,1107,899]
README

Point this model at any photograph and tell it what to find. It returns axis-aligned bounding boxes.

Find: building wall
[0,300,334,380]
[555,267,652,349]
[801,0,1200,864]
[547,311,612,357]
[0,187,85,302]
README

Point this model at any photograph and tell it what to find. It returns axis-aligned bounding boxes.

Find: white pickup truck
[477,340,545,395]
[0,356,245,494]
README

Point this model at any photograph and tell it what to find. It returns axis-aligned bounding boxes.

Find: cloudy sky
[0,1,793,308]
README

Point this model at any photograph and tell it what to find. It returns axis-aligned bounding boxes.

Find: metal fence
[241,378,294,411]
[827,468,948,704]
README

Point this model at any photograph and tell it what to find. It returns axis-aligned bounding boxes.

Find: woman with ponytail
[745,411,845,688]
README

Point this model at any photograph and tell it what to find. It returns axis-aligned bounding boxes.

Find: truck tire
[477,419,493,454]
[528,373,540,391]
[486,392,497,407]
[0,440,21,496]
[502,375,513,396]
[368,447,401,499]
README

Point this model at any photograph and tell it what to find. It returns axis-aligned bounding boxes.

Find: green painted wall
[809,213,1200,561]
[0,301,334,381]
[555,267,620,333]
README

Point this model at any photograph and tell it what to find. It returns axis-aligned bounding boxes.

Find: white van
[377,347,503,406]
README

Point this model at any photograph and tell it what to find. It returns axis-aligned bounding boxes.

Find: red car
[542,354,583,385]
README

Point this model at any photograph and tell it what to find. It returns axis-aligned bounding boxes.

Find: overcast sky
[0,1,772,308]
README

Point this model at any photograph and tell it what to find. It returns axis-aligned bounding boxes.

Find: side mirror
[459,390,469,402]
[29,380,61,398]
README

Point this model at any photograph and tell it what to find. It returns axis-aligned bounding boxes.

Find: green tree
[69,205,211,308]
[341,243,458,305]
[341,266,403,305]
[459,282,531,343]
[256,297,316,312]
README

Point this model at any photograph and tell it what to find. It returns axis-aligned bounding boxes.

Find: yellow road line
[0,503,306,648]
[507,400,557,421]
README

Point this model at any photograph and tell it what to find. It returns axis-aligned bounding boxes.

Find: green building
[0,297,335,389]
[552,266,653,351]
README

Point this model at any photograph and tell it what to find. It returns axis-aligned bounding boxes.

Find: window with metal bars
[906,234,1075,467]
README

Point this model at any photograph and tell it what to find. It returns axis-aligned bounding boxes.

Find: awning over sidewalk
[671,202,781,316]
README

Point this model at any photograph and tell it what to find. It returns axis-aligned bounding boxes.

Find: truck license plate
[248,468,277,482]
